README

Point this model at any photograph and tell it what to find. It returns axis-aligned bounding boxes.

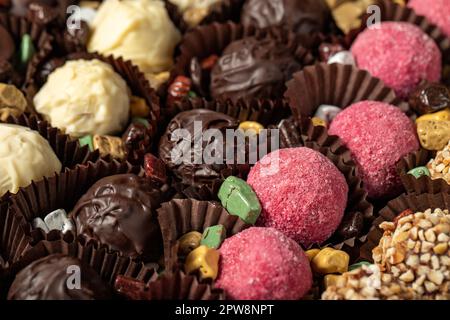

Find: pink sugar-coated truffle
[215,227,313,300]
[328,101,420,199]
[408,0,450,39]
[351,22,441,98]
[247,147,348,247]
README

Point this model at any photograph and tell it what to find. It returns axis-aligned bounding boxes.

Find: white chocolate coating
[0,124,62,196]
[88,0,181,78]
[169,0,222,12]
[34,59,130,137]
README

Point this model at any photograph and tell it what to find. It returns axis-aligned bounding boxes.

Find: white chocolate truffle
[88,0,181,79]
[170,0,223,26]
[33,59,130,137]
[0,124,62,196]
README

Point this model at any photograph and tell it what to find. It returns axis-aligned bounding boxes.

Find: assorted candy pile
[0,0,450,301]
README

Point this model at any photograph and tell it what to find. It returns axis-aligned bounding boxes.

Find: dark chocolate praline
[8,254,112,300]
[159,109,243,190]
[210,35,304,102]
[70,174,163,261]
[241,0,334,36]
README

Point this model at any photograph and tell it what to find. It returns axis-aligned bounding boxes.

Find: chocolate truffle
[88,0,181,89]
[33,59,130,137]
[241,0,334,36]
[216,227,313,300]
[8,254,112,300]
[247,147,348,247]
[159,109,241,190]
[328,101,419,199]
[0,123,61,196]
[0,25,15,62]
[351,22,441,98]
[169,0,222,27]
[210,35,304,102]
[70,174,163,261]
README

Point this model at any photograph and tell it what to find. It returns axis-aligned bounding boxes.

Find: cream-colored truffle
[0,124,62,196]
[33,59,130,137]
[170,0,222,26]
[88,0,181,85]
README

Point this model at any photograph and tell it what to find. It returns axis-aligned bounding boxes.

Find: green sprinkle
[20,34,35,68]
[201,225,226,249]
[188,91,197,98]
[218,176,261,225]
[79,135,94,151]
[407,166,430,179]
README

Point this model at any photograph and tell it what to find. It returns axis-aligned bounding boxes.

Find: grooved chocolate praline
[70,174,163,261]
[8,254,112,300]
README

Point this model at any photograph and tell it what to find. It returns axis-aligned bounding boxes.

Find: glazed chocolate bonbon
[70,174,164,261]
[8,254,112,300]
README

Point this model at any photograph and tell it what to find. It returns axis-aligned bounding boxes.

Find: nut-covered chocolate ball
[70,174,163,261]
[210,35,305,102]
[8,254,112,300]
[241,0,334,36]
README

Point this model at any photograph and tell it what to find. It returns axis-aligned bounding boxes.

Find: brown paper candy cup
[168,21,314,104]
[3,232,156,298]
[278,117,374,261]
[157,198,250,269]
[285,62,408,121]
[118,268,225,300]
[360,192,450,262]
[2,113,101,171]
[25,52,161,145]
[396,148,450,194]
[8,160,141,248]
[346,0,450,59]
[165,0,244,33]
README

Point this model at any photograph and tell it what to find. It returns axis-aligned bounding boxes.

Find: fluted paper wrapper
[396,149,450,194]
[277,117,374,261]
[4,232,156,296]
[169,22,314,104]
[118,269,225,300]
[360,192,450,262]
[285,63,408,121]
[0,13,54,92]
[165,0,243,33]
[26,52,161,148]
[157,199,249,269]
[347,0,450,59]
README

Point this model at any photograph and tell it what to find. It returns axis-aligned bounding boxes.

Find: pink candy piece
[408,0,450,39]
[247,147,348,247]
[351,22,441,98]
[329,101,419,199]
[215,227,312,300]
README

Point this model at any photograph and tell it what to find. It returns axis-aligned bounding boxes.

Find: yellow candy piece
[178,231,202,257]
[238,121,264,136]
[416,120,450,151]
[185,245,220,280]
[130,96,150,118]
[93,135,127,160]
[416,108,450,123]
[311,247,350,275]
[305,249,321,262]
[324,274,343,289]
[312,117,327,127]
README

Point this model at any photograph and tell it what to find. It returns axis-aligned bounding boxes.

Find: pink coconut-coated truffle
[247,147,348,247]
[215,227,312,300]
[328,101,419,199]
[351,22,441,98]
[408,0,450,38]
